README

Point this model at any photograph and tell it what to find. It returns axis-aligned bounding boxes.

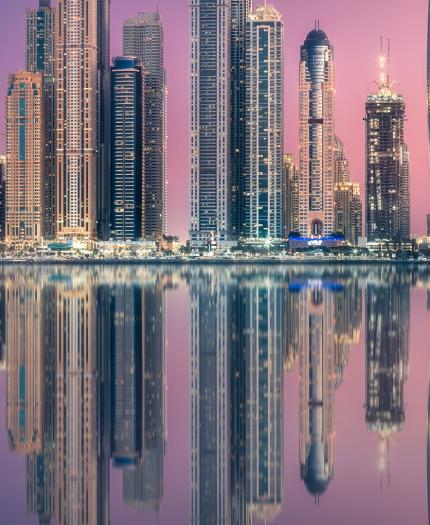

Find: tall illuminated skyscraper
[0,155,6,241]
[244,4,284,240]
[231,0,252,238]
[26,0,56,239]
[365,54,409,243]
[333,137,362,245]
[299,26,335,237]
[111,57,144,241]
[55,0,110,240]
[283,154,300,237]
[123,12,167,239]
[190,0,232,247]
[6,71,43,245]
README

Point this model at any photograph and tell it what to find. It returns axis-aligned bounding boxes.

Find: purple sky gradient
[0,0,429,239]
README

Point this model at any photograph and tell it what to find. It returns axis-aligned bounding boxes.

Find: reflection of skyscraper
[246,282,283,522]
[190,272,231,523]
[55,281,109,524]
[6,281,43,454]
[299,27,335,237]
[244,5,284,240]
[26,284,57,525]
[365,271,410,476]
[26,0,56,239]
[0,282,5,369]
[299,284,336,497]
[111,285,142,468]
[123,284,166,514]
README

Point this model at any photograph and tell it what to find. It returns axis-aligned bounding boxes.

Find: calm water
[0,264,428,525]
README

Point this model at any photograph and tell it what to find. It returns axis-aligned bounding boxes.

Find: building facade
[123,12,167,239]
[299,27,335,237]
[230,0,252,238]
[244,5,284,240]
[190,0,232,247]
[334,182,362,245]
[26,0,56,239]
[283,154,299,237]
[111,57,144,241]
[6,71,43,245]
[0,156,6,241]
[366,78,409,242]
[55,0,110,240]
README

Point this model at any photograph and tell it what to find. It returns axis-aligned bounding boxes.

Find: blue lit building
[111,56,144,241]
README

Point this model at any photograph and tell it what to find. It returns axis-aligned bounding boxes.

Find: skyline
[0,0,428,239]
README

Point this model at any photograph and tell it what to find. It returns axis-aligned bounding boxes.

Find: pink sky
[1,0,429,239]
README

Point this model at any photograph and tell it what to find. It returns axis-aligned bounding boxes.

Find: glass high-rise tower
[6,72,43,245]
[111,57,144,241]
[123,12,167,240]
[365,67,410,243]
[55,0,110,241]
[26,0,56,239]
[299,27,336,237]
[244,4,284,240]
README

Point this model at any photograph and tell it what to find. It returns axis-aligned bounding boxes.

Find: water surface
[0,264,428,524]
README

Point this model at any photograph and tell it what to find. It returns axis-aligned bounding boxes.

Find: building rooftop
[249,4,282,22]
[305,28,331,46]
[124,12,162,26]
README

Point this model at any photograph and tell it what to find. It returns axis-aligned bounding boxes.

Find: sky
[0,0,429,239]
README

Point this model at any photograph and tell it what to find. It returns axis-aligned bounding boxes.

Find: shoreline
[0,257,427,266]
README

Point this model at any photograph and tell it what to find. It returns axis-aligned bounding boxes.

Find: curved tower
[299,26,336,237]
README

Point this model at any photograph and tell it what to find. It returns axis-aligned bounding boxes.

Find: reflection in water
[0,264,426,523]
[365,270,410,484]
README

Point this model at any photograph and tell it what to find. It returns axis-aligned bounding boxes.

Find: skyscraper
[26,0,56,239]
[244,4,284,240]
[190,0,231,247]
[55,0,110,241]
[283,154,300,237]
[400,143,411,242]
[334,182,362,245]
[6,71,43,245]
[299,26,335,237]
[333,137,362,245]
[123,12,167,239]
[0,156,6,241]
[231,0,252,238]
[111,57,144,241]
[366,56,409,243]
